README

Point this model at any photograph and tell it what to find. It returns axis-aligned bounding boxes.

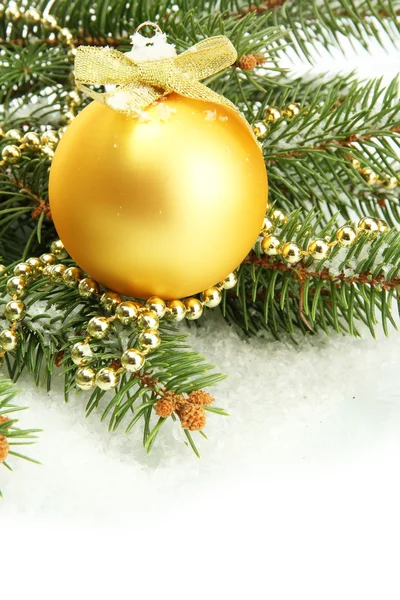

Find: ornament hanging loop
[134,21,163,36]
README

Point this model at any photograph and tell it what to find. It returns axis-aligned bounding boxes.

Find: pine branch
[272,0,400,62]
[224,208,400,337]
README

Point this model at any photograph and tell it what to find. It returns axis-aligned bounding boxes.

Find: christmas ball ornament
[49,27,268,300]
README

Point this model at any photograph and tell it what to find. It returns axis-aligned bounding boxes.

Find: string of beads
[0,4,80,168]
[0,205,390,394]
[0,242,237,393]
[260,209,389,264]
[253,104,399,191]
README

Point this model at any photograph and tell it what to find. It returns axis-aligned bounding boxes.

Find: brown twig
[244,253,400,291]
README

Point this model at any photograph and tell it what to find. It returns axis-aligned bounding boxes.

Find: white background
[2,27,400,600]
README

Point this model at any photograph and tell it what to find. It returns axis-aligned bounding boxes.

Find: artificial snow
[2,311,400,521]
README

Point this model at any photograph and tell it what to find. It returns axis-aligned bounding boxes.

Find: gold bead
[358,216,380,233]
[261,234,281,256]
[100,291,122,315]
[308,239,330,260]
[376,219,389,233]
[0,264,6,274]
[4,300,25,322]
[58,126,68,138]
[5,5,20,20]
[2,145,21,163]
[71,342,93,366]
[115,301,139,325]
[41,14,58,29]
[262,217,274,233]
[146,296,166,318]
[360,167,379,185]
[87,316,110,339]
[138,329,161,353]
[41,130,59,147]
[336,226,357,247]
[78,277,100,298]
[166,299,186,321]
[351,158,361,170]
[0,329,19,351]
[252,120,268,140]
[42,145,55,159]
[121,348,145,373]
[7,276,27,298]
[0,125,4,138]
[24,8,41,23]
[383,176,398,190]
[263,106,281,122]
[58,27,74,44]
[183,297,203,320]
[22,132,41,147]
[63,266,83,287]
[50,239,68,259]
[271,209,287,225]
[221,272,237,290]
[138,309,159,330]
[283,103,301,118]
[95,367,120,391]
[66,90,81,106]
[43,265,55,278]
[75,366,95,390]
[13,263,32,278]
[26,257,43,276]
[67,48,77,63]
[281,242,303,265]
[200,286,222,308]
[40,253,56,266]
[61,111,75,125]
[51,263,67,282]
[5,129,22,141]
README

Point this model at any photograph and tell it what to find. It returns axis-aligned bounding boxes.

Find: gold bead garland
[252,103,399,192]
[350,157,399,190]
[0,205,390,393]
[259,212,390,265]
[0,241,238,393]
[0,5,80,166]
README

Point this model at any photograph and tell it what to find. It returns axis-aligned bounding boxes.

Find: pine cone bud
[239,54,257,71]
[0,434,9,462]
[0,415,9,424]
[177,403,206,431]
[188,390,214,406]
[155,398,175,418]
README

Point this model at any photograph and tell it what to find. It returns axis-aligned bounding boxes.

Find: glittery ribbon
[74,36,241,116]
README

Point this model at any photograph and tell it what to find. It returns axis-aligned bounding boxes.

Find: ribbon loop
[74,35,239,117]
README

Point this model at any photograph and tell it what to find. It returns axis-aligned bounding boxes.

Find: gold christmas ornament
[49,29,268,300]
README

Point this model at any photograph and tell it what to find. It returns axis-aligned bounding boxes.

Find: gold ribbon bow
[75,35,242,118]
